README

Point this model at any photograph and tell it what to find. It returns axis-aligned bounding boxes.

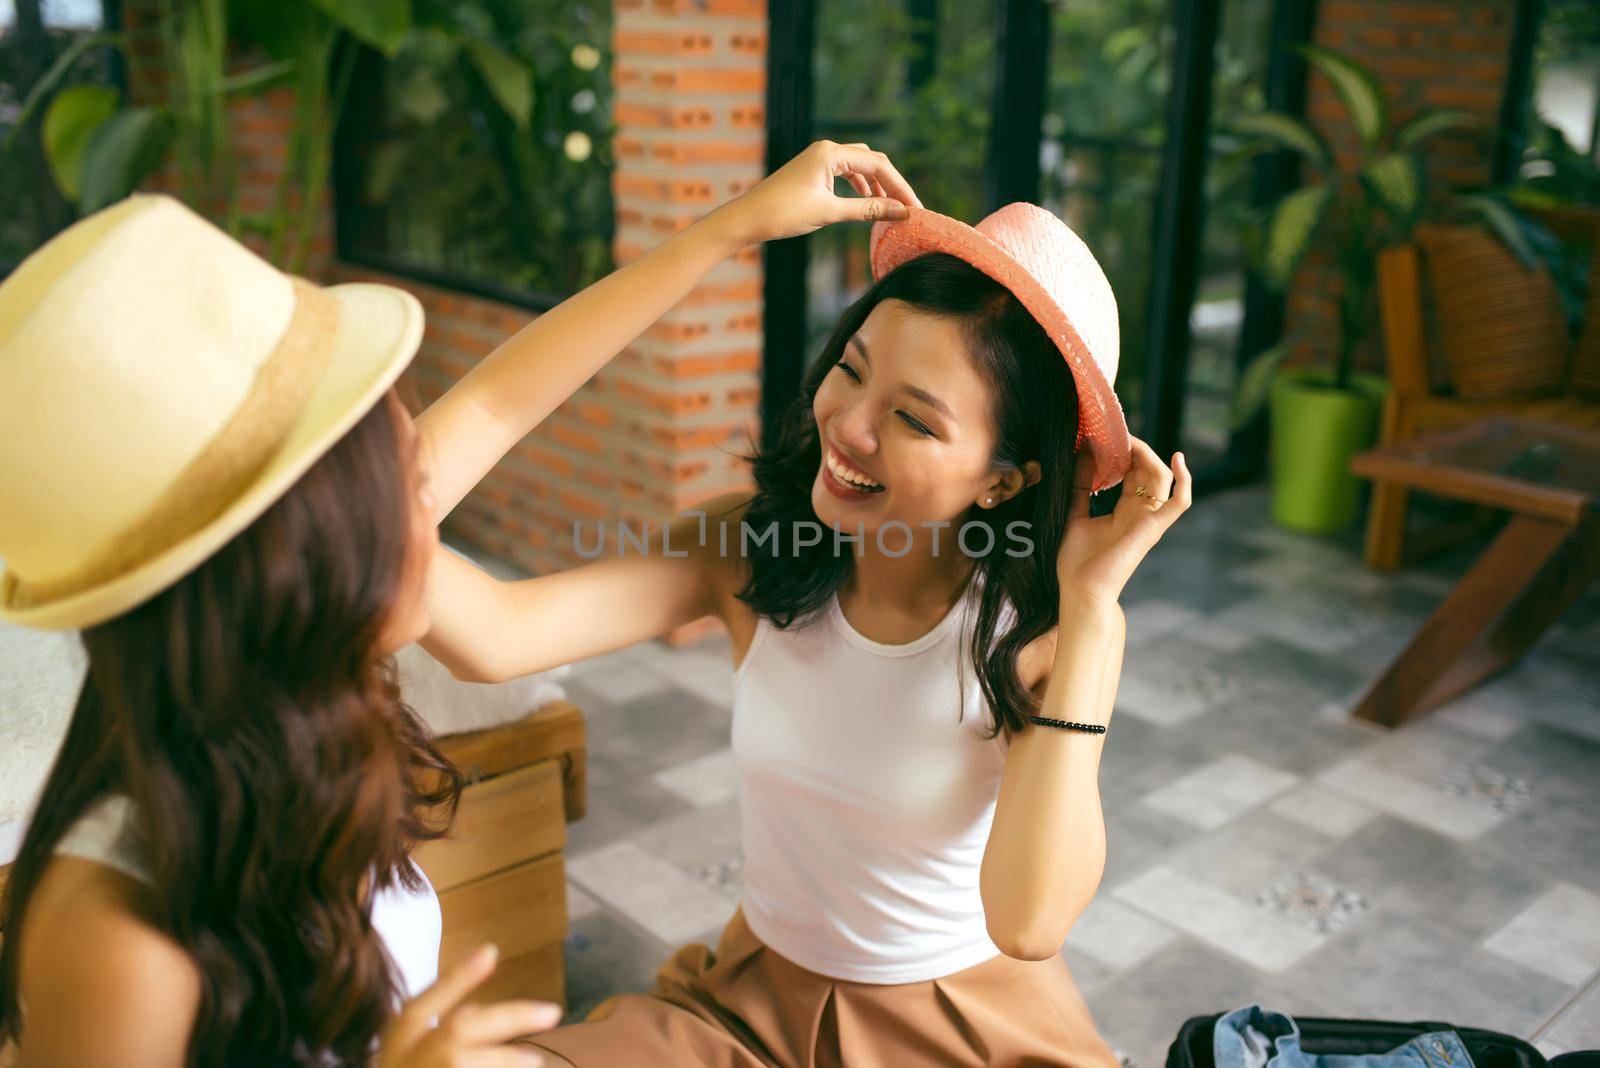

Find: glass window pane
[1179,0,1272,468]
[1531,0,1600,163]
[338,1,615,299]
[806,0,996,364]
[1039,0,1175,438]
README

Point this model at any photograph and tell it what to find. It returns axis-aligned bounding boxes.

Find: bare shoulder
[675,491,759,658]
[688,490,754,529]
[677,491,755,595]
[15,856,199,1066]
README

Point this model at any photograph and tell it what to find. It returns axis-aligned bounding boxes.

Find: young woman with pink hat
[416,158,1191,1065]
[0,142,914,1066]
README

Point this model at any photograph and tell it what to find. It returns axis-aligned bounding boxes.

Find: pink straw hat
[870,203,1132,492]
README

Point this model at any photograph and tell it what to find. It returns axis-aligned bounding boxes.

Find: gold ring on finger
[1132,483,1168,503]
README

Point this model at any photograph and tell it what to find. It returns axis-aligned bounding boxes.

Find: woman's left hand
[1055,438,1191,611]
[708,140,922,249]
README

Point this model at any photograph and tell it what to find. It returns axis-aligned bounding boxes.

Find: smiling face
[742,253,1083,736]
[810,299,1017,534]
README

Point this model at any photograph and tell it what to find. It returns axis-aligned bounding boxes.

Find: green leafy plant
[7,0,531,273]
[1443,116,1600,331]
[1228,45,1476,424]
[4,31,174,217]
[6,4,275,225]
[229,0,417,269]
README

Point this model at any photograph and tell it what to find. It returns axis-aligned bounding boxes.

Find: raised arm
[421,494,750,684]
[980,442,1191,959]
[416,141,921,517]
[414,143,918,682]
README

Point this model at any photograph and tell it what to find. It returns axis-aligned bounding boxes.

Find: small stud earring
[983,496,993,506]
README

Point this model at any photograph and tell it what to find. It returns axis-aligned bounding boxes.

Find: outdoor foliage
[1041,0,1273,442]
[800,0,1282,456]
[7,0,408,271]
[2,0,610,288]
[802,0,994,358]
[1040,0,1174,418]
[345,0,614,297]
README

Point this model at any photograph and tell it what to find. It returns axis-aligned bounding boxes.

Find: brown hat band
[8,278,342,610]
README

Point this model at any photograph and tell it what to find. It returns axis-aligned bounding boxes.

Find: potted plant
[1229,45,1475,533]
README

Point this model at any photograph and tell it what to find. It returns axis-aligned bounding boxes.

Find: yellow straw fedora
[0,193,424,630]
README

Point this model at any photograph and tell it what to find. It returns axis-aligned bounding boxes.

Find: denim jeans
[1214,1006,1475,1068]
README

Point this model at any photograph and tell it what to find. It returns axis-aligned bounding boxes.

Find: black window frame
[760,0,1318,497]
[330,41,607,316]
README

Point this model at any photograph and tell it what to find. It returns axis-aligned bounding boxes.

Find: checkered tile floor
[495,485,1600,1066]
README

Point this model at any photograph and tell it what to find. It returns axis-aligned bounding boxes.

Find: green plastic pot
[1268,368,1388,533]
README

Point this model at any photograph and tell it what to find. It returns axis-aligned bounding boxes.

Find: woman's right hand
[379,944,562,1068]
[708,139,922,248]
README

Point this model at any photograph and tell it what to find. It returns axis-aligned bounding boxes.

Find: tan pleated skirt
[529,907,1120,1068]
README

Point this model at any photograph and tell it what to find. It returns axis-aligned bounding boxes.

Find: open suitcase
[1164,1013,1551,1068]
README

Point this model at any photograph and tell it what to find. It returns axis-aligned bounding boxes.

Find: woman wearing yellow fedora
[0,142,917,1066]
[414,163,1191,1061]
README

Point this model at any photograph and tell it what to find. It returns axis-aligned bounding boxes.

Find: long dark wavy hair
[0,392,464,1066]
[738,252,1081,736]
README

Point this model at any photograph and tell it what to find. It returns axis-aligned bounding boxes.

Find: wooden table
[1348,418,1600,728]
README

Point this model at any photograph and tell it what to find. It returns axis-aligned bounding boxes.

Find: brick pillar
[1284,0,1514,370]
[604,0,768,533]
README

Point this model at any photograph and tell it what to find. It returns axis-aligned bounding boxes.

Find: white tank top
[732,585,1011,984]
[52,794,441,999]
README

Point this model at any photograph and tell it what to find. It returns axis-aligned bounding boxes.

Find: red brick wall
[1284,0,1514,371]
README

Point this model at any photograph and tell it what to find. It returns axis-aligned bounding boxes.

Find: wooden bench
[419,698,586,1007]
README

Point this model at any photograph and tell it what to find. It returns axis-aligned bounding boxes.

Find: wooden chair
[1365,211,1600,570]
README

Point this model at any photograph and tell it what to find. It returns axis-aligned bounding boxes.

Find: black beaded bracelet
[1028,715,1107,734]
